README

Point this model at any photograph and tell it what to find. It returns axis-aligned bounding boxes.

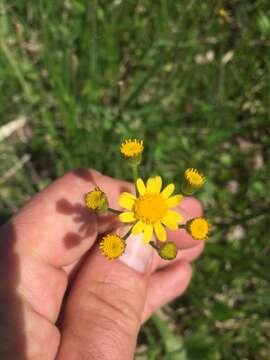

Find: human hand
[0,169,204,359]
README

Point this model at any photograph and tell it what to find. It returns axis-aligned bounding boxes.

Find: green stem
[123,227,132,240]
[178,224,186,229]
[131,164,138,196]
[108,207,122,215]
[131,164,138,181]
[150,241,159,251]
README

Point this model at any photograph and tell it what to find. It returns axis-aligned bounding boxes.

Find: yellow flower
[187,218,209,240]
[99,234,126,260]
[120,139,144,159]
[219,8,230,21]
[118,176,183,244]
[182,168,205,195]
[85,187,108,212]
[158,242,178,260]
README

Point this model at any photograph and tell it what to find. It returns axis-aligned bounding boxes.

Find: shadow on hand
[56,199,97,249]
[72,168,97,182]
[0,222,26,359]
[54,168,99,248]
[56,169,134,250]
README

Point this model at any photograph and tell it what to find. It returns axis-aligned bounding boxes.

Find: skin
[0,168,204,360]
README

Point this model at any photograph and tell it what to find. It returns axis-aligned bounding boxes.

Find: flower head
[120,139,144,166]
[158,242,178,260]
[182,168,205,195]
[99,234,126,260]
[120,139,144,158]
[187,218,209,240]
[118,176,183,244]
[218,8,230,21]
[85,187,108,212]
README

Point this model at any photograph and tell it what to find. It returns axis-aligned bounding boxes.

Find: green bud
[158,242,178,260]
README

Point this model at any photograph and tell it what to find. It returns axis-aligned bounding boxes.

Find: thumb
[56,233,154,360]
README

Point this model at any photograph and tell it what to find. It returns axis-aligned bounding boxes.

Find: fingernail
[119,234,154,273]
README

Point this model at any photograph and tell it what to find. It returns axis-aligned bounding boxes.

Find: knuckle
[80,281,141,335]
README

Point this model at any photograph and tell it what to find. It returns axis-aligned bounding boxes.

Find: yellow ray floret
[187,218,209,240]
[120,139,144,158]
[118,176,183,244]
[99,234,126,260]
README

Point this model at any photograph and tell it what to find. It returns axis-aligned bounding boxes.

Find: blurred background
[0,1,269,359]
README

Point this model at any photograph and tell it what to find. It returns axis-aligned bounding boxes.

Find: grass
[0,0,270,358]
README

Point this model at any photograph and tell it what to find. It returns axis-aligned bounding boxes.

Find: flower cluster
[85,139,210,260]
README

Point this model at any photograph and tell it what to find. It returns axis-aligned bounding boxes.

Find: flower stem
[123,227,132,240]
[131,164,138,196]
[149,241,159,251]
[108,207,122,215]
[131,164,138,181]
[178,224,186,229]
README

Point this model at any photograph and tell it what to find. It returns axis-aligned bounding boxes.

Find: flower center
[134,193,168,224]
[100,235,125,259]
[121,140,144,157]
[111,240,121,254]
[86,190,103,209]
[127,144,138,152]
[187,172,203,185]
[190,219,209,239]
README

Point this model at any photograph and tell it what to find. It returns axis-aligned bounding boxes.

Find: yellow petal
[119,192,136,210]
[146,177,157,193]
[167,210,182,222]
[154,176,162,193]
[143,224,153,243]
[162,210,182,230]
[162,217,178,230]
[166,194,183,208]
[136,178,146,196]
[161,183,175,199]
[146,176,162,193]
[154,222,167,242]
[131,220,146,235]
[119,212,136,223]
